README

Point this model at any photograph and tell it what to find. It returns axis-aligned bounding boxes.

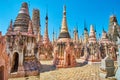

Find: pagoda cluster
[52,6,119,68]
[0,2,120,79]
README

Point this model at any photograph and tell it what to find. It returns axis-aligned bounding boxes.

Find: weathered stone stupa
[6,2,41,78]
[108,15,120,42]
[42,13,53,59]
[53,6,76,68]
[100,43,115,78]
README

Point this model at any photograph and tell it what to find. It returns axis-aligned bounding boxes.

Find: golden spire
[60,5,68,33]
[58,5,70,38]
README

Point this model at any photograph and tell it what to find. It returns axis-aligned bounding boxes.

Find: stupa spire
[84,22,89,44]
[8,20,13,32]
[84,20,87,31]
[58,5,70,38]
[52,28,55,43]
[73,26,79,43]
[61,5,68,32]
[102,29,107,39]
[88,25,97,43]
[43,12,49,44]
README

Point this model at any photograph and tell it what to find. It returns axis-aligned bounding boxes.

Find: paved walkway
[40,61,102,80]
[9,60,117,80]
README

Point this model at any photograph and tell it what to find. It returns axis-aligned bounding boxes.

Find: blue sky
[0,0,120,40]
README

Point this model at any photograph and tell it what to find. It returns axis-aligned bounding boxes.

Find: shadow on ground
[40,64,56,73]
[40,60,88,73]
[76,61,88,67]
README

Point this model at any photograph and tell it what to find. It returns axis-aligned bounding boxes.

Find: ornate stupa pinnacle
[61,5,68,32]
[58,5,70,38]
[99,28,111,44]
[89,25,96,37]
[44,13,48,37]
[14,2,30,32]
[84,20,88,31]
[28,20,33,34]
[89,25,97,43]
[110,15,117,23]
[32,9,40,35]
[43,13,50,44]
[102,29,107,39]
[52,28,55,43]
[73,27,79,43]
[90,25,94,32]
[84,26,89,44]
[8,20,13,32]
[108,14,119,35]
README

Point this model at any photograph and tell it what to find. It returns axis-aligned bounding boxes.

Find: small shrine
[53,6,76,68]
[100,43,115,78]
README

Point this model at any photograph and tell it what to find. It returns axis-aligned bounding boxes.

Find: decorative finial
[63,5,66,17]
[46,5,48,20]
